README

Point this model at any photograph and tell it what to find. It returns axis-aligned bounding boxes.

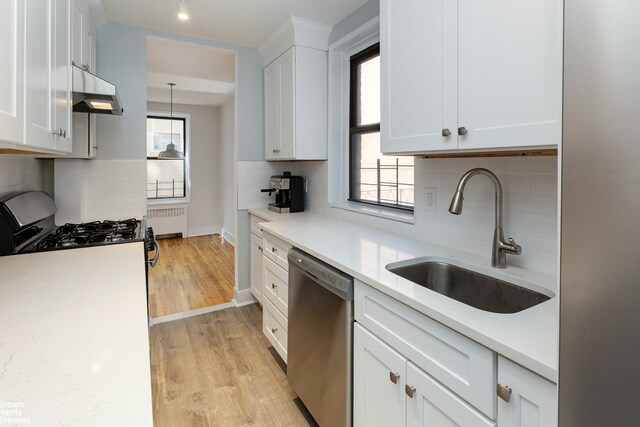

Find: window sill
[147,198,190,206]
[330,201,415,224]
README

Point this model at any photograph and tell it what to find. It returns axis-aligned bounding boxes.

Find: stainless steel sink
[387,261,552,314]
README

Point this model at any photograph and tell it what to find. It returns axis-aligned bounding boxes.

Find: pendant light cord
[169,82,176,146]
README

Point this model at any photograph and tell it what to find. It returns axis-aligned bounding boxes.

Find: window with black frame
[349,43,414,211]
[146,115,187,199]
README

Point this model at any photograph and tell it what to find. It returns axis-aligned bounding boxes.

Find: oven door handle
[148,237,160,268]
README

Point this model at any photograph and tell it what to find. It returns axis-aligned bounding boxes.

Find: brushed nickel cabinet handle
[52,128,66,137]
[405,384,416,398]
[497,384,512,402]
[271,328,278,333]
[458,126,468,136]
[389,372,400,384]
[271,283,277,289]
[442,128,451,137]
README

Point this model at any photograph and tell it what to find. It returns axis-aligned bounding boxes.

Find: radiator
[146,205,188,237]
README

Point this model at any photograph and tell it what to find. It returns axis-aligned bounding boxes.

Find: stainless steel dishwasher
[287,248,354,427]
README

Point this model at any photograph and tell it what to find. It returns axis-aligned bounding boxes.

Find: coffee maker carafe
[261,172,305,213]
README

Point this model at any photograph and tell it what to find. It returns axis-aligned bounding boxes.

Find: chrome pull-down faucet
[448,168,522,269]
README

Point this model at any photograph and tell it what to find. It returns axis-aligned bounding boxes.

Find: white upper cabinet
[381,0,562,155]
[0,0,25,146]
[497,356,557,427]
[380,0,458,153]
[259,16,331,161]
[24,0,72,153]
[70,0,97,159]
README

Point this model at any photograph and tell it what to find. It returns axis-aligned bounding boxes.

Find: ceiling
[103,0,369,47]
[146,37,236,107]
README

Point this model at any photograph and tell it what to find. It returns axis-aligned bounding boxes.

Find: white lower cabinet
[354,281,557,427]
[497,357,557,427]
[354,323,495,427]
[249,233,263,304]
[261,230,292,364]
[354,323,407,427]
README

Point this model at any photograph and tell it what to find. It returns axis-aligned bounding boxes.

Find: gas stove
[24,219,144,252]
[0,192,157,268]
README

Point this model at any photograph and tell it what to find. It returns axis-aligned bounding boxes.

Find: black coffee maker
[261,172,305,213]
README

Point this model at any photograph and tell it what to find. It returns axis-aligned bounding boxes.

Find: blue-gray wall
[329,0,380,44]
[95,23,264,161]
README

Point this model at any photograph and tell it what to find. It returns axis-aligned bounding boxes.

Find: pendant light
[178,0,189,21]
[158,83,185,160]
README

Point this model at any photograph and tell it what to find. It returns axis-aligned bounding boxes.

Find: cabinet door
[71,0,82,67]
[406,362,495,427]
[380,0,458,154]
[0,0,24,145]
[354,323,406,427]
[264,58,280,159]
[277,48,295,159]
[25,0,56,150]
[497,357,557,427]
[53,0,72,152]
[457,0,562,150]
[249,233,263,304]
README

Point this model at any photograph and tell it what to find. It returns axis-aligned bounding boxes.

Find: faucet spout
[448,168,521,269]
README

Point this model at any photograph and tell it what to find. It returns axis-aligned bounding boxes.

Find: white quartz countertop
[0,243,153,427]
[249,209,558,382]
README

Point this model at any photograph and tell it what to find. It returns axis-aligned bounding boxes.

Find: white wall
[147,102,222,237]
[0,158,47,198]
[239,156,558,275]
[220,98,236,244]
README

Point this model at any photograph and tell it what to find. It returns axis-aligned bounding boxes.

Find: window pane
[147,160,185,199]
[146,117,185,157]
[358,55,380,126]
[351,132,414,208]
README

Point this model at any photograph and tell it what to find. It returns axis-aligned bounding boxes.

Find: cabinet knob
[258,246,262,252]
[389,372,400,384]
[272,247,277,253]
[271,283,277,289]
[497,383,512,402]
[442,128,451,137]
[458,127,468,136]
[271,328,278,334]
[405,384,416,398]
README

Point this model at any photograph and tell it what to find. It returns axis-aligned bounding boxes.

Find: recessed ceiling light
[178,0,189,21]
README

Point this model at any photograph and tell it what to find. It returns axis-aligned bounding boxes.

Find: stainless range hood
[72,65,123,115]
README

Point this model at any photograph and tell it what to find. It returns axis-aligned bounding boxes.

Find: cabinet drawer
[355,282,496,419]
[263,297,288,363]
[263,232,291,271]
[262,256,288,316]
[250,214,267,238]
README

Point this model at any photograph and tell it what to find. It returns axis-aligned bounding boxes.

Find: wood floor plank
[150,304,310,427]
[148,234,235,318]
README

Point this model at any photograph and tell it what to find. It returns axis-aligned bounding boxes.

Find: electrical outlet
[424,187,436,212]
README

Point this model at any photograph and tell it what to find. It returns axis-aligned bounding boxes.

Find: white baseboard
[150,302,234,325]
[232,288,256,307]
[221,228,236,245]
[187,225,222,238]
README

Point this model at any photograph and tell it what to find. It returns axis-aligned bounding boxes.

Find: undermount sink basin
[387,260,552,314]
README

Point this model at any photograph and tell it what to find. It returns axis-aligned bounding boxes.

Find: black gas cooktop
[23,219,144,253]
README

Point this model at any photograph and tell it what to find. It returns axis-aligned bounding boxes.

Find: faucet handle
[507,238,522,255]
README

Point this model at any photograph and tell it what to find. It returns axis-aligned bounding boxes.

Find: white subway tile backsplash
[0,158,46,198]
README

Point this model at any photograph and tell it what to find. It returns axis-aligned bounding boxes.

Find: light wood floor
[150,304,311,426]
[148,235,235,318]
